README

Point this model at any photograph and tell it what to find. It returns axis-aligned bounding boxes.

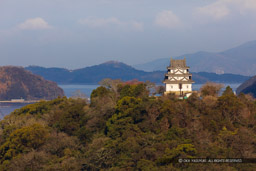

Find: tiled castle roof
[170,58,187,67]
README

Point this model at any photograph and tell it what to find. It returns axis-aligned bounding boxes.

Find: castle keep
[163,58,194,97]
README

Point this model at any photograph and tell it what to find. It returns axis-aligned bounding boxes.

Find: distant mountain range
[25,61,249,84]
[134,40,256,76]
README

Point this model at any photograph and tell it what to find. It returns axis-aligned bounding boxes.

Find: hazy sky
[1,0,256,69]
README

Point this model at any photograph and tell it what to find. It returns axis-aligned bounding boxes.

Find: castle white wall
[166,83,192,92]
[168,76,189,81]
[170,69,187,74]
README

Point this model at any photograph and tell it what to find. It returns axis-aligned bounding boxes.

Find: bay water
[0,83,242,119]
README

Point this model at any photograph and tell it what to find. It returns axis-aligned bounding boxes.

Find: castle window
[187,85,189,88]
[171,86,173,89]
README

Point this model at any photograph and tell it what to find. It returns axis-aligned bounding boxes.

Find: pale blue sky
[0,0,256,68]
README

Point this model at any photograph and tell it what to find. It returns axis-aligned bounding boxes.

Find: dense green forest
[0,80,255,170]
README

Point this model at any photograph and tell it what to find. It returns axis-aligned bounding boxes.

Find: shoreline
[0,100,41,104]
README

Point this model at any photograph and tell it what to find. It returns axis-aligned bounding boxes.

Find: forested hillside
[0,80,255,170]
[237,75,256,98]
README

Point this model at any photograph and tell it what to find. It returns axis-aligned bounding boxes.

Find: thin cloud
[197,1,230,20]
[242,0,256,10]
[131,21,144,31]
[196,0,256,21]
[79,17,121,27]
[155,10,182,29]
[78,17,144,31]
[18,18,52,30]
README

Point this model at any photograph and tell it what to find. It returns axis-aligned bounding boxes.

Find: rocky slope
[0,66,64,100]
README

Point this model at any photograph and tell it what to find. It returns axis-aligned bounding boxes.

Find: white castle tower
[163,57,195,97]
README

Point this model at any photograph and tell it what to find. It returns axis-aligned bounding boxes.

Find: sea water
[0,83,242,119]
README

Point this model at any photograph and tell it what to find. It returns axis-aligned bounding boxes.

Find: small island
[0,66,64,101]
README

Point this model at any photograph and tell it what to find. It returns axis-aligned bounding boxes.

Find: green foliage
[157,144,197,166]
[90,86,115,108]
[217,92,244,123]
[0,124,49,163]
[12,97,67,115]
[91,86,110,99]
[115,96,143,117]
[137,159,157,171]
[222,86,234,96]
[48,99,89,142]
[106,96,143,138]
[165,126,187,141]
[118,83,149,99]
